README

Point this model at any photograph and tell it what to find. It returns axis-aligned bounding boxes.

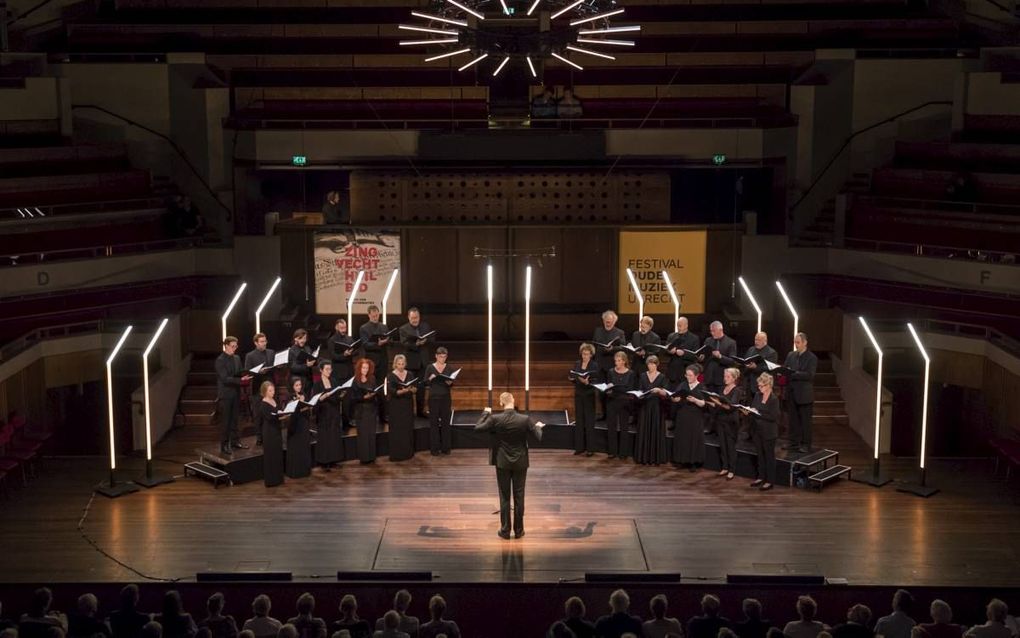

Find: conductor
[475,392,546,540]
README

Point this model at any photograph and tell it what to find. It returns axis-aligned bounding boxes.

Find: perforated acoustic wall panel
[350,171,670,224]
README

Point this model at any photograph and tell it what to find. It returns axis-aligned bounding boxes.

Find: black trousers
[573,392,597,453]
[605,398,630,457]
[788,400,814,448]
[496,466,528,535]
[719,417,739,472]
[754,432,778,484]
[219,396,239,446]
[429,394,452,454]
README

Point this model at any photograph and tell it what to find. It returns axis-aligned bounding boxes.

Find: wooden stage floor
[1,421,1019,586]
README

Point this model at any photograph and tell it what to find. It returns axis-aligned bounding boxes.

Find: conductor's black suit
[475,407,543,538]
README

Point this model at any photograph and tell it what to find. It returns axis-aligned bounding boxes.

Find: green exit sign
[712,154,727,166]
[292,155,307,166]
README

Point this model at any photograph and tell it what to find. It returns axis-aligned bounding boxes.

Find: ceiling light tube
[570,8,625,25]
[551,0,584,20]
[398,25,460,36]
[446,0,485,20]
[400,38,460,46]
[411,11,469,27]
[426,48,472,62]
[527,0,542,15]
[458,53,488,71]
[578,25,642,34]
[575,38,635,46]
[566,45,615,60]
[526,56,537,77]
[493,55,511,76]
[550,51,583,70]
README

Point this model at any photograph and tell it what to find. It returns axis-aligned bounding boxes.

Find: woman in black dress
[634,355,669,465]
[386,353,417,461]
[329,318,357,429]
[671,363,708,471]
[739,371,781,491]
[254,381,285,487]
[604,351,637,459]
[312,360,343,470]
[285,376,313,478]
[571,342,600,456]
[351,357,380,463]
[707,367,745,480]
[425,346,455,456]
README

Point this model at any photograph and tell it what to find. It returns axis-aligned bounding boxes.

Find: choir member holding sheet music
[329,318,358,387]
[285,376,313,478]
[705,367,745,480]
[737,372,780,491]
[699,321,737,435]
[593,310,627,418]
[254,381,286,487]
[386,354,418,462]
[312,360,344,470]
[288,328,317,394]
[735,331,778,395]
[671,363,708,471]
[601,350,637,459]
[633,355,669,466]
[215,336,251,456]
[570,343,600,456]
[628,316,662,375]
[425,347,458,456]
[398,307,435,418]
[783,332,818,453]
[360,304,395,382]
[244,333,274,445]
[352,357,382,463]
[665,316,701,384]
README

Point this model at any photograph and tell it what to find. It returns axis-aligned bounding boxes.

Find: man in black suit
[216,336,251,456]
[743,331,779,392]
[398,306,434,418]
[700,320,737,434]
[475,392,546,539]
[244,332,276,445]
[783,332,818,453]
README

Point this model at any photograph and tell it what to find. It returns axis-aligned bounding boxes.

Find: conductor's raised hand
[535,421,546,429]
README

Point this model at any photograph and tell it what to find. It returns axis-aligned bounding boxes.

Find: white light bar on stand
[738,276,763,334]
[899,323,939,497]
[661,270,680,328]
[487,264,494,408]
[381,268,400,325]
[221,282,247,342]
[851,316,892,488]
[775,280,798,340]
[255,276,282,335]
[524,264,533,412]
[625,267,643,324]
[97,325,139,498]
[136,318,174,488]
[347,270,365,334]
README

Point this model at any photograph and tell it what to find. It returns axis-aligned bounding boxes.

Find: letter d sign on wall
[37,271,50,286]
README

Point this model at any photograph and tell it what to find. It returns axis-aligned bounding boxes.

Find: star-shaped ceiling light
[399,0,639,77]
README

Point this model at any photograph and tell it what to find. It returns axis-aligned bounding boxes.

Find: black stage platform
[194,413,845,487]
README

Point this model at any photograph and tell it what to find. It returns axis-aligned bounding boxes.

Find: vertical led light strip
[142,318,169,464]
[381,268,400,325]
[255,277,282,335]
[625,267,643,323]
[907,323,931,471]
[487,264,494,407]
[106,325,133,475]
[661,270,680,329]
[738,276,763,334]
[346,270,366,335]
[858,317,884,462]
[775,280,798,339]
[524,265,533,404]
[221,282,247,342]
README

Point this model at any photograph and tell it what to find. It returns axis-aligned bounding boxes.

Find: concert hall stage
[1,418,1018,587]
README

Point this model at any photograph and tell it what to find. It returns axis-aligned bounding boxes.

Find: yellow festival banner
[617,230,707,315]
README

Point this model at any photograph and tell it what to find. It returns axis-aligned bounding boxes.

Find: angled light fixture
[527,0,542,15]
[381,268,400,325]
[852,316,892,488]
[570,8,625,25]
[254,276,282,336]
[625,267,643,323]
[566,45,616,60]
[493,55,511,76]
[499,0,511,15]
[551,0,585,20]
[524,264,533,412]
[221,282,247,342]
[136,318,173,488]
[446,0,485,20]
[487,263,494,408]
[575,38,635,46]
[398,25,460,36]
[661,270,681,329]
[899,323,939,497]
[400,38,460,46]
[426,48,472,62]
[738,276,763,334]
[411,11,469,27]
[551,52,583,70]
[346,270,365,335]
[458,53,489,71]
[775,280,799,340]
[97,325,139,498]
[578,26,642,34]
[526,56,537,77]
